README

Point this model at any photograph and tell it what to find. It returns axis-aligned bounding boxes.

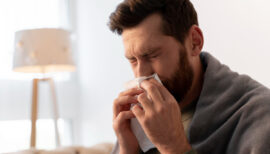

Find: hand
[113,88,144,154]
[131,79,191,154]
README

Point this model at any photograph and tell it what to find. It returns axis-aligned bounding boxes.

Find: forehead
[122,14,166,56]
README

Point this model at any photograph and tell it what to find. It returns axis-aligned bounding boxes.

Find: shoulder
[240,86,270,122]
[227,85,270,153]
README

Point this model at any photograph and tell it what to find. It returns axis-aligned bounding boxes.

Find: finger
[137,92,153,111]
[113,96,139,119]
[140,79,164,105]
[114,110,135,130]
[148,78,174,102]
[131,104,144,120]
[119,87,144,97]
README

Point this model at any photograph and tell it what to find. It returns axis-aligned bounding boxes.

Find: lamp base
[30,78,61,148]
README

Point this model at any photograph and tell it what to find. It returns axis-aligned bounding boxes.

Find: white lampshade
[13,28,75,73]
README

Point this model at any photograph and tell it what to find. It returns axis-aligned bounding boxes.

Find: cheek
[155,52,179,79]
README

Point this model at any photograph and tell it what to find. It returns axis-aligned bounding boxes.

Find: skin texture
[113,13,204,154]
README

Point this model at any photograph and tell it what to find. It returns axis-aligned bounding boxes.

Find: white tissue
[124,73,162,90]
[123,73,162,152]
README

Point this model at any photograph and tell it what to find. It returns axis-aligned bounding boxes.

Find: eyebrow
[125,47,161,59]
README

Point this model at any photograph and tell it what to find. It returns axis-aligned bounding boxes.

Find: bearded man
[108,0,270,154]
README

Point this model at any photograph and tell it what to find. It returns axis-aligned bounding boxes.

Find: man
[108,0,270,154]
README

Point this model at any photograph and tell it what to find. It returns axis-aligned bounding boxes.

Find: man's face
[122,13,194,102]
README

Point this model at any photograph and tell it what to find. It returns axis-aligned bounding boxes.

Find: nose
[136,60,154,77]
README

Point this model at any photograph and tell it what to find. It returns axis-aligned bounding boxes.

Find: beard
[162,47,194,103]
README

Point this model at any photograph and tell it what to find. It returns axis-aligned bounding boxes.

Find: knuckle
[118,112,125,119]
[147,84,156,92]
[118,91,125,97]
[113,99,120,109]
[113,125,122,133]
[157,106,165,114]
[113,98,119,104]
[113,113,126,130]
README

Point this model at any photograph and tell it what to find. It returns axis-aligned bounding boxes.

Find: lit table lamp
[13,28,75,148]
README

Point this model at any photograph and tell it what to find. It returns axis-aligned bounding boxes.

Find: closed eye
[146,52,160,60]
[149,54,158,58]
[128,57,137,64]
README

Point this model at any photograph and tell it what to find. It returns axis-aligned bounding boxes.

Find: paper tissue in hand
[124,73,162,90]
[124,73,162,152]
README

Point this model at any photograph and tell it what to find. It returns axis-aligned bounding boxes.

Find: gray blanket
[112,52,270,154]
[190,52,270,154]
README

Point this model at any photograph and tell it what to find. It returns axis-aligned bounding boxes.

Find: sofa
[5,143,114,154]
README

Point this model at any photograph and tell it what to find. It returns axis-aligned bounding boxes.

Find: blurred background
[0,0,269,153]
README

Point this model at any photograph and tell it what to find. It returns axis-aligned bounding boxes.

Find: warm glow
[13,65,76,73]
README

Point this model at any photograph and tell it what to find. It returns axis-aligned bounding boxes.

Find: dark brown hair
[108,0,198,43]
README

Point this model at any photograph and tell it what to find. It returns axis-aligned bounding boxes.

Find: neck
[179,57,204,110]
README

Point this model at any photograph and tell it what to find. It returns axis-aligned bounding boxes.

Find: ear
[189,25,204,56]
